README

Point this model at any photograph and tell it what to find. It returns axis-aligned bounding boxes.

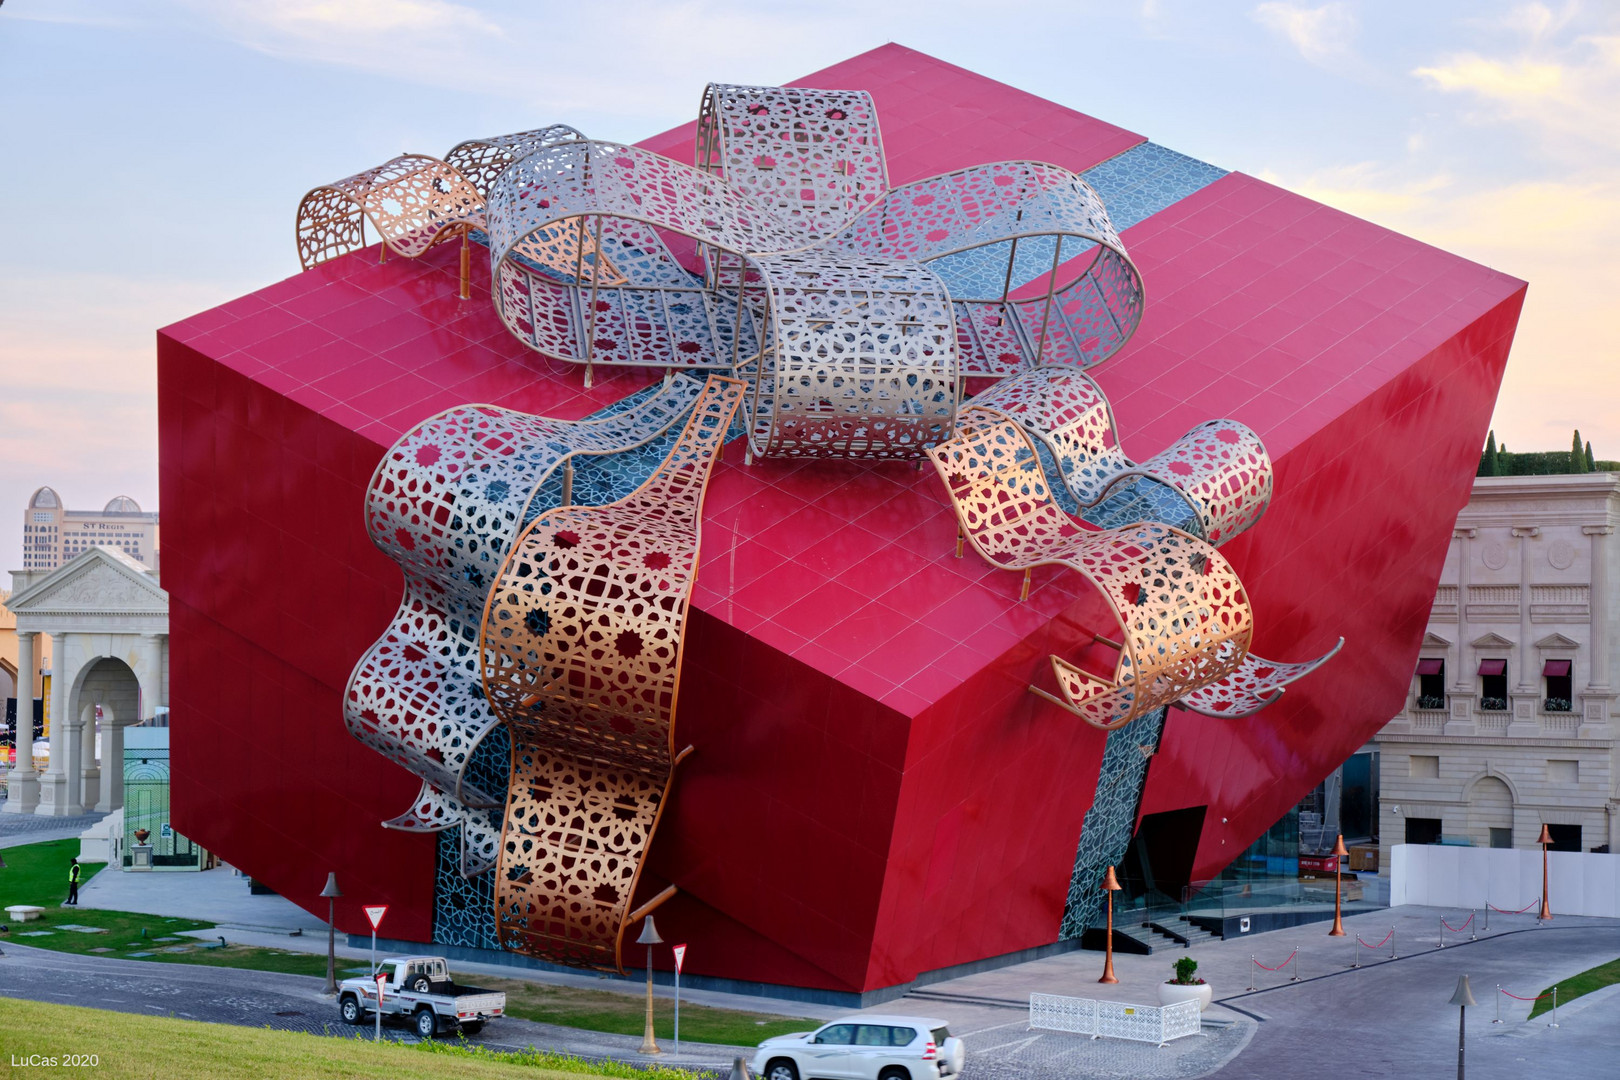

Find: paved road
[0,943,750,1073]
[1206,924,1620,1079]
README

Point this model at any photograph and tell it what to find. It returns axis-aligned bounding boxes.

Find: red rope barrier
[1357,929,1394,949]
[1441,912,1475,932]
[1498,988,1552,1002]
[1252,948,1298,971]
[1487,899,1539,914]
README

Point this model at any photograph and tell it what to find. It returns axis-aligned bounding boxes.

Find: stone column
[96,714,125,813]
[1453,529,1475,693]
[2,631,39,813]
[1513,527,1540,692]
[1584,525,1613,692]
[37,633,72,815]
[138,633,164,718]
[79,704,100,813]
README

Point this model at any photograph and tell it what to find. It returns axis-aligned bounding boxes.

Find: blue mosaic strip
[1060,707,1168,938]
[929,142,1225,300]
[1082,142,1227,234]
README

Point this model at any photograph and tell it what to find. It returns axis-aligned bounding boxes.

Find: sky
[1,0,1615,575]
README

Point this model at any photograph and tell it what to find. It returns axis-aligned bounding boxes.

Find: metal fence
[1030,992,1201,1046]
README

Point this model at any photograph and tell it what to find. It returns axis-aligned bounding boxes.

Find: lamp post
[637,916,663,1055]
[1329,834,1349,937]
[1449,974,1476,1080]
[1099,865,1121,985]
[320,872,342,995]
[1536,823,1553,920]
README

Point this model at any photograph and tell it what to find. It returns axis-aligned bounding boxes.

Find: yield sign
[673,944,687,973]
[364,905,389,930]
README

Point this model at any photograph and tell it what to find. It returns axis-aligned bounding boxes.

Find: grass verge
[473,974,814,1045]
[0,998,681,1079]
[3,838,816,1044]
[1528,955,1620,1018]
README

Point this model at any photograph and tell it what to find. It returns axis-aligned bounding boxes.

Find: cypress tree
[1587,441,1596,472]
[1482,431,1499,476]
[1572,429,1585,472]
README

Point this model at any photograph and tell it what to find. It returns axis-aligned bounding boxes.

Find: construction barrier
[1029,992,1201,1046]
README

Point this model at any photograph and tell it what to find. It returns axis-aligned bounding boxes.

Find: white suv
[751,1015,966,1080]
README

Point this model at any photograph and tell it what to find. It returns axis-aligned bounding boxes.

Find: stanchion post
[1483,902,1490,933]
[1470,910,1477,942]
[1390,927,1397,960]
[1248,956,1256,992]
[1438,916,1445,948]
[1537,824,1553,921]
[1351,937,1359,969]
[1291,948,1302,983]
[1492,986,1502,1024]
[1548,986,1558,1028]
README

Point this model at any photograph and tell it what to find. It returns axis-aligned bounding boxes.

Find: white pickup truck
[337,955,505,1038]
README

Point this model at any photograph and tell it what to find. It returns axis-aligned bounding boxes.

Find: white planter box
[1157,982,1213,1012]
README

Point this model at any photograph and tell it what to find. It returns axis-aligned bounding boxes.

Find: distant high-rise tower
[22,487,159,572]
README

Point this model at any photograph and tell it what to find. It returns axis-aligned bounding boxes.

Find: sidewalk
[73,863,328,932]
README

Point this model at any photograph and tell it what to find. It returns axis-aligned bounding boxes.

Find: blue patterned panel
[1060,708,1168,938]
[1082,143,1228,233]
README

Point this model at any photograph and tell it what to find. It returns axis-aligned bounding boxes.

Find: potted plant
[1158,956,1212,1011]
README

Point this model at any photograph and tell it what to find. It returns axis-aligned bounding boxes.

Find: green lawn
[3,838,816,1045]
[477,973,815,1046]
[1529,955,1620,1019]
[1,998,691,1080]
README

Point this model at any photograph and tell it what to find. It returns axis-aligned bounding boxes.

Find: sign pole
[672,944,687,1056]
[371,928,377,975]
[375,972,386,1042]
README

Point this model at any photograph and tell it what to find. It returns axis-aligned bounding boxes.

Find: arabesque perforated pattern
[344,379,704,877]
[481,377,742,970]
[696,84,887,242]
[296,154,485,270]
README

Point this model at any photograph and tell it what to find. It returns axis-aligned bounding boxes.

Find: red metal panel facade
[160,45,1525,994]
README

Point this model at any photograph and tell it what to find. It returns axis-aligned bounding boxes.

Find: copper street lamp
[1536,824,1553,920]
[1099,865,1121,984]
[637,916,663,1054]
[320,872,342,994]
[1329,834,1349,937]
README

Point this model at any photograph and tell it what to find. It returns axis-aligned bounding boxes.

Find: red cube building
[160,45,1524,1000]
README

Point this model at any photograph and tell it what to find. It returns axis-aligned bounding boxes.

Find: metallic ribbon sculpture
[345,377,707,878]
[480,377,743,968]
[321,80,1335,969]
[929,405,1339,729]
[299,83,1145,461]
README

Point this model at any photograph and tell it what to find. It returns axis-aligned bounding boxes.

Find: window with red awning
[1478,659,1506,676]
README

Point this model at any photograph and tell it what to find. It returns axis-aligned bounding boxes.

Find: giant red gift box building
[159,45,1524,1000]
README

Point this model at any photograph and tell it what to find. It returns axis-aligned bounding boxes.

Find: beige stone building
[24,486,159,573]
[3,547,168,816]
[1375,474,1620,869]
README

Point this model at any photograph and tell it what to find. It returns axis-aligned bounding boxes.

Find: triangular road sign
[364,904,388,930]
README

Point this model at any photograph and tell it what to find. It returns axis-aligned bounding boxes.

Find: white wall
[1391,843,1620,916]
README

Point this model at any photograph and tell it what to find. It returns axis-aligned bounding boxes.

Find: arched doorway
[1468,775,1514,848]
[71,656,142,813]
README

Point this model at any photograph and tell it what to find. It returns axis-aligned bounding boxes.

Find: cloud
[1411,15,1620,154]
[1251,2,1356,63]
[1261,159,1620,455]
[1412,55,1563,98]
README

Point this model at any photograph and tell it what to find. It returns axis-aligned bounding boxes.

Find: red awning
[1478,659,1507,676]
[1544,659,1571,677]
[1416,659,1444,676]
